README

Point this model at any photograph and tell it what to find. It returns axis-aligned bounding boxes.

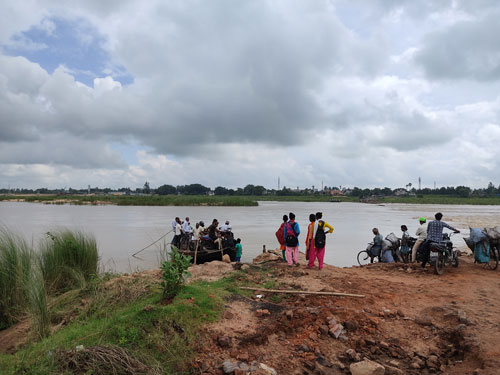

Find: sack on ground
[470,228,488,244]
[474,241,490,263]
[485,226,500,241]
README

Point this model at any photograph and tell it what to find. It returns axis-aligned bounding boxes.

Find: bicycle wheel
[434,253,445,275]
[357,250,372,266]
[488,247,499,270]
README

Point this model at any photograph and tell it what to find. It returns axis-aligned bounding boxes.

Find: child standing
[234,238,242,262]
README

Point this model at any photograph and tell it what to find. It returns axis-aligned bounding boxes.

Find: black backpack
[315,221,326,248]
[285,221,298,247]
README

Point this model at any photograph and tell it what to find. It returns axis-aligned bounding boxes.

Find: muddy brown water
[1,201,499,272]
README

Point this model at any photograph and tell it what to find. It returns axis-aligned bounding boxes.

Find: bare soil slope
[197,252,500,375]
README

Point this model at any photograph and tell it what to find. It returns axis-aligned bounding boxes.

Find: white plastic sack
[381,239,392,251]
[385,232,399,244]
[485,227,500,241]
[470,228,488,244]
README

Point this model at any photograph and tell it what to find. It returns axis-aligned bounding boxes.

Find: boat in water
[174,233,237,264]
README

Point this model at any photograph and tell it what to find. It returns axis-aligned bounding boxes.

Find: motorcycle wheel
[434,253,445,275]
[488,247,499,270]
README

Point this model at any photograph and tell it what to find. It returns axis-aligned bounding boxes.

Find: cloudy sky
[1,0,499,190]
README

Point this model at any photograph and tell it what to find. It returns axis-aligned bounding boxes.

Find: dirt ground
[2,253,499,375]
[196,251,500,375]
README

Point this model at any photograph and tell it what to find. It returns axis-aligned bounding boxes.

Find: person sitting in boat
[220,220,232,233]
[202,219,222,249]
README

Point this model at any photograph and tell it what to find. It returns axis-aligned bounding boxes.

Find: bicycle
[357,243,380,266]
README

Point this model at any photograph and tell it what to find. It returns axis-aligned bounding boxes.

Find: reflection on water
[1,201,499,272]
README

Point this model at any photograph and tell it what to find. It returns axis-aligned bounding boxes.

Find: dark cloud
[414,12,500,81]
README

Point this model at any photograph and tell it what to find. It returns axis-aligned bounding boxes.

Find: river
[1,201,500,272]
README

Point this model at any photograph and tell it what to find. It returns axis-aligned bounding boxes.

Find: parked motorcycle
[430,233,459,275]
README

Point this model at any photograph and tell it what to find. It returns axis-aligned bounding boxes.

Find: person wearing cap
[412,217,427,262]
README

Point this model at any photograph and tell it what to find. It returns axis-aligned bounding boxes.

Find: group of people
[275,212,334,270]
[171,217,241,259]
[371,212,460,267]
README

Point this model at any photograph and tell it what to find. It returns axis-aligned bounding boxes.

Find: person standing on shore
[308,212,333,270]
[305,214,316,261]
[412,217,427,263]
[400,225,410,263]
[275,214,288,261]
[372,228,383,258]
[284,212,300,266]
[234,238,242,262]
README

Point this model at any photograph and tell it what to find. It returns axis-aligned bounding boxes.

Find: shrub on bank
[40,230,99,293]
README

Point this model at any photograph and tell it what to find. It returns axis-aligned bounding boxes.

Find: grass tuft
[40,230,99,293]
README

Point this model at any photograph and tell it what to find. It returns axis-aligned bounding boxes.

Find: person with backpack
[305,214,316,261]
[283,212,300,266]
[275,214,288,261]
[308,212,333,270]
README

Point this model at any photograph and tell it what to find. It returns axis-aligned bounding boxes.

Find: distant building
[393,188,409,196]
[329,189,344,196]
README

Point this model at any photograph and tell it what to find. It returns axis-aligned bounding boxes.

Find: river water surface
[1,201,500,272]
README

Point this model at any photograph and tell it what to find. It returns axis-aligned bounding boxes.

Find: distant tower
[321,180,324,190]
[418,177,421,190]
[278,176,280,190]
[434,181,436,189]
[88,185,91,195]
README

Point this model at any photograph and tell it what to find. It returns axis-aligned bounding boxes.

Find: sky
[0,0,499,190]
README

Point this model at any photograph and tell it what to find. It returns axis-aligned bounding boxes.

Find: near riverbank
[1,251,498,375]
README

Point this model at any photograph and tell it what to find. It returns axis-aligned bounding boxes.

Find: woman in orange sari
[305,213,316,261]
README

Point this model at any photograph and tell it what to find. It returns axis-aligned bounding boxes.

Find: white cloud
[0,0,499,189]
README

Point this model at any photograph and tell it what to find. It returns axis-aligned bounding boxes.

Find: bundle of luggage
[464,226,500,263]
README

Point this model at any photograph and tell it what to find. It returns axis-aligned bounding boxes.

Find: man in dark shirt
[421,212,460,267]
[208,219,222,249]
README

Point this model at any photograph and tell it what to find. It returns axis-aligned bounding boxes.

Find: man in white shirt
[220,220,232,232]
[172,217,182,247]
[182,217,193,235]
[412,217,427,262]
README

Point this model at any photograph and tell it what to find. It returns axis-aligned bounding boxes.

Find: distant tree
[456,186,471,198]
[214,186,229,195]
[180,184,210,195]
[143,181,151,194]
[156,184,177,195]
[243,184,255,195]
[252,185,266,196]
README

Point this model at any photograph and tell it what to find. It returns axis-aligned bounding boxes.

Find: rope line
[132,229,173,257]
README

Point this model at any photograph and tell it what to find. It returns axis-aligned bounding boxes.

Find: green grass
[0,276,233,375]
[40,230,99,293]
[0,227,49,337]
[0,227,36,329]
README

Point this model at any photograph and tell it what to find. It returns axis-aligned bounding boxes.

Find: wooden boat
[174,234,237,264]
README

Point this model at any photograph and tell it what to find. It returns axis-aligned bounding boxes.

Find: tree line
[1,182,499,198]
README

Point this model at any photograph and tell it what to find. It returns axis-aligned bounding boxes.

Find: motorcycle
[429,232,459,275]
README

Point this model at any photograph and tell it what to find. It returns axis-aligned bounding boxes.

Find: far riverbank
[2,194,500,206]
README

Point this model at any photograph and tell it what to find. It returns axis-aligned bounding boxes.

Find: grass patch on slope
[0,276,233,375]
